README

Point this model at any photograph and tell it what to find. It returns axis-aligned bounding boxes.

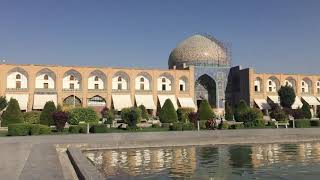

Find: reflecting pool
[84,142,320,179]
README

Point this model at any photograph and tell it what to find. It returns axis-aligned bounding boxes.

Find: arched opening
[87,95,106,113]
[36,68,56,89]
[195,74,216,108]
[316,80,320,94]
[135,72,152,91]
[63,95,82,107]
[284,77,297,92]
[88,70,106,90]
[157,73,174,91]
[301,77,312,94]
[7,67,29,89]
[254,77,262,92]
[267,76,280,92]
[112,71,130,90]
[63,69,82,90]
[179,76,188,92]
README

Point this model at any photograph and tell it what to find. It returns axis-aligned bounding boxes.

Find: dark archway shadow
[195,74,217,108]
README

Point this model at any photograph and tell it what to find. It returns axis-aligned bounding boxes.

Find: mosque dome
[168,34,230,68]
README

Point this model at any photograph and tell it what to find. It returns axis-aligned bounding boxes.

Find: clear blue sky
[1,0,319,74]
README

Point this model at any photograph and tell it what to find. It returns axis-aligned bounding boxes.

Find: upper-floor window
[94,84,99,89]
[16,74,21,79]
[118,77,122,82]
[140,77,144,82]
[44,83,49,89]
[94,76,99,81]
[70,75,75,81]
[70,83,74,89]
[44,75,48,80]
[162,78,166,83]
[16,81,21,89]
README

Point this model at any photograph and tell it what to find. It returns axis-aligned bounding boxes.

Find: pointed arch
[136,72,152,90]
[7,67,29,89]
[35,68,56,89]
[88,69,107,90]
[63,69,82,90]
[112,71,130,90]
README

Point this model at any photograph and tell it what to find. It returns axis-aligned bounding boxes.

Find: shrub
[220,123,229,130]
[57,104,63,112]
[292,108,305,119]
[0,96,8,111]
[102,108,115,125]
[199,120,207,130]
[152,124,161,128]
[278,85,295,109]
[225,102,233,121]
[310,120,320,127]
[121,107,142,128]
[177,108,193,123]
[89,124,109,133]
[23,111,41,124]
[240,108,265,128]
[29,124,41,135]
[139,105,149,120]
[198,100,215,120]
[68,125,81,133]
[68,107,99,125]
[188,112,199,125]
[267,121,276,127]
[234,100,249,122]
[182,123,194,131]
[301,102,312,119]
[40,101,57,126]
[159,99,178,123]
[230,123,244,129]
[8,124,30,136]
[169,123,183,131]
[1,98,24,127]
[161,123,171,128]
[39,125,51,134]
[269,104,288,122]
[52,111,69,132]
[293,119,311,128]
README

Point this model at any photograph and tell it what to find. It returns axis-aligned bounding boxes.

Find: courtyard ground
[2,128,320,180]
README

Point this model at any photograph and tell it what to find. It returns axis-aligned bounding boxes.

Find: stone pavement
[1,128,320,179]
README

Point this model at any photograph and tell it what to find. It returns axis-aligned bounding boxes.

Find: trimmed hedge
[229,123,244,129]
[161,123,171,128]
[310,120,320,127]
[89,124,109,133]
[69,123,98,134]
[169,123,194,131]
[8,124,51,136]
[220,123,229,130]
[8,124,29,136]
[291,119,311,128]
[23,111,41,124]
[198,100,215,120]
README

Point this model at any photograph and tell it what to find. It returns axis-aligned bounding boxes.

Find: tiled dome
[169,34,229,68]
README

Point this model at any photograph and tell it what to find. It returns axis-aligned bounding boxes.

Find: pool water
[85,142,320,179]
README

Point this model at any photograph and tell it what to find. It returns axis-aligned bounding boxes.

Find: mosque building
[1,33,319,117]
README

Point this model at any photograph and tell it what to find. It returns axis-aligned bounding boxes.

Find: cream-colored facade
[233,67,320,116]
[0,64,195,112]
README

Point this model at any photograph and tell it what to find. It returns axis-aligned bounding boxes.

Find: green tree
[40,101,57,126]
[68,107,99,125]
[301,101,312,119]
[1,98,24,127]
[177,108,193,123]
[159,99,178,123]
[138,105,149,120]
[57,104,63,112]
[278,85,295,109]
[269,104,288,121]
[234,100,249,122]
[225,102,233,121]
[240,108,265,128]
[0,96,8,111]
[121,107,142,128]
[198,100,215,120]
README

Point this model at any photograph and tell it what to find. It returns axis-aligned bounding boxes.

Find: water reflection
[85,142,320,179]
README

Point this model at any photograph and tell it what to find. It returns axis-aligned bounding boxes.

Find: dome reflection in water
[84,142,320,179]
